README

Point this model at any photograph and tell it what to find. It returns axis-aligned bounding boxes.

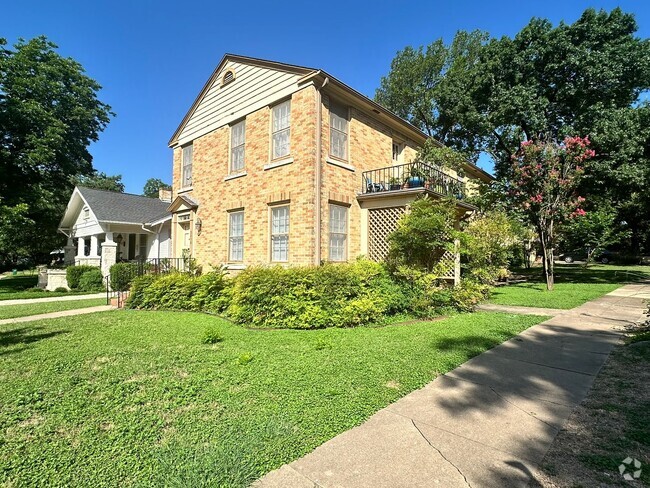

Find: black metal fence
[105,257,195,305]
[361,161,465,199]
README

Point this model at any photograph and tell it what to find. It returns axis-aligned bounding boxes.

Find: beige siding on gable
[176,60,304,146]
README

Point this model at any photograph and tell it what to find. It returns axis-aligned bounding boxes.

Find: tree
[560,208,631,264]
[72,171,124,192]
[377,8,650,250]
[387,197,459,272]
[509,137,594,290]
[142,178,171,198]
[0,36,113,262]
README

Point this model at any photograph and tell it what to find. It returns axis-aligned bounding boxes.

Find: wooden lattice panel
[368,206,406,261]
[438,249,457,278]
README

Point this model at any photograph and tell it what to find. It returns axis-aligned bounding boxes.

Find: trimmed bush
[78,268,104,292]
[54,287,68,293]
[110,262,140,291]
[125,274,158,309]
[66,265,97,289]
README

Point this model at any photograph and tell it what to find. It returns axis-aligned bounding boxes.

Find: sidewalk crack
[488,386,557,430]
[411,419,472,488]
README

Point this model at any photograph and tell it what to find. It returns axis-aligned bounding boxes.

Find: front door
[128,234,136,260]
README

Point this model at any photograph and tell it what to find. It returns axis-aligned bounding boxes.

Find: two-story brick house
[167,54,491,281]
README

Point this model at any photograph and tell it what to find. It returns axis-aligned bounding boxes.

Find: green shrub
[228,260,409,329]
[66,265,97,289]
[110,262,140,291]
[27,287,44,293]
[201,327,224,344]
[237,352,254,365]
[125,274,158,309]
[191,270,230,312]
[78,268,104,292]
[54,287,68,293]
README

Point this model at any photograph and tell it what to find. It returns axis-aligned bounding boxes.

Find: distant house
[58,186,172,277]
[167,54,492,282]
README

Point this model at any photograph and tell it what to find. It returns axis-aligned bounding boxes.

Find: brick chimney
[158,188,172,203]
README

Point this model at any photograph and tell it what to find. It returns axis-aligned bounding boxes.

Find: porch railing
[105,257,195,305]
[361,161,465,200]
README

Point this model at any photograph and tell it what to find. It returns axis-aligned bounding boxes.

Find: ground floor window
[229,211,244,261]
[329,204,348,261]
[271,205,289,262]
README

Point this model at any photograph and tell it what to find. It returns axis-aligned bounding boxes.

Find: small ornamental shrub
[201,327,224,344]
[78,268,104,292]
[109,262,140,291]
[237,352,254,365]
[54,287,68,293]
[66,265,97,289]
[27,287,44,293]
[125,274,157,309]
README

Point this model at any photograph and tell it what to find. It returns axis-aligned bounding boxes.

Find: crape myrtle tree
[509,137,595,290]
[377,8,650,251]
[0,36,113,265]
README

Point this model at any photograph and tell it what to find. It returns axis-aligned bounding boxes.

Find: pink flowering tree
[509,136,595,290]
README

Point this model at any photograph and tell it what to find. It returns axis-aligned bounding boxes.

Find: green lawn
[489,264,650,309]
[0,310,547,487]
[0,274,96,300]
[0,298,106,320]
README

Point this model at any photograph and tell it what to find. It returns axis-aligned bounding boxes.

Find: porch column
[89,235,99,257]
[64,238,75,265]
[101,232,118,279]
[77,237,85,257]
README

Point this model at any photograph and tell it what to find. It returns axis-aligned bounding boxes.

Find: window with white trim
[270,206,289,262]
[229,211,244,262]
[230,120,245,173]
[329,204,348,261]
[392,142,401,162]
[330,103,348,160]
[182,143,193,187]
[138,234,148,259]
[83,207,90,221]
[272,100,291,159]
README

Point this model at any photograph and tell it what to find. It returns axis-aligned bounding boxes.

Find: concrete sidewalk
[476,303,566,316]
[0,293,105,306]
[255,283,650,488]
[0,305,113,325]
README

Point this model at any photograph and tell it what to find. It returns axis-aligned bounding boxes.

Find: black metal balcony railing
[361,161,465,199]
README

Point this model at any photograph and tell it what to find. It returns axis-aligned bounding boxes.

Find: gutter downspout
[314,75,329,266]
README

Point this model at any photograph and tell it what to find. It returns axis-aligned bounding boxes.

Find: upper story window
[229,211,244,262]
[330,103,348,160]
[182,143,193,188]
[83,207,90,221]
[230,120,246,173]
[271,205,289,262]
[222,70,235,86]
[392,142,402,163]
[272,100,291,159]
[329,204,348,262]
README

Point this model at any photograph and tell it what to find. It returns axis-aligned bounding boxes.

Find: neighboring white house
[58,186,172,277]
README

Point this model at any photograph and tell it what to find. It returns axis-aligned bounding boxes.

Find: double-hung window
[330,103,348,160]
[270,206,289,262]
[329,205,348,262]
[229,211,244,262]
[230,120,245,173]
[182,143,193,188]
[272,100,291,159]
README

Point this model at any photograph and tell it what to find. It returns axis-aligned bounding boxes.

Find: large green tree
[142,177,171,198]
[0,36,113,264]
[377,8,650,250]
[72,171,124,192]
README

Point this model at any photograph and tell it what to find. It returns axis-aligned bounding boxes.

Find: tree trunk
[537,223,554,291]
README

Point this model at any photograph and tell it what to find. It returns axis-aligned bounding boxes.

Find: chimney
[158,188,172,203]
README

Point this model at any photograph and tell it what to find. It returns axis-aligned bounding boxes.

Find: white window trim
[224,172,248,181]
[329,204,349,262]
[229,120,246,174]
[329,103,349,161]
[270,205,290,263]
[326,157,356,172]
[228,211,244,262]
[181,143,193,189]
[263,157,294,171]
[271,100,291,160]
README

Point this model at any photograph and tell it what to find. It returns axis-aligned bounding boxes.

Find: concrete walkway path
[0,305,113,325]
[475,303,566,316]
[0,293,105,306]
[255,283,650,488]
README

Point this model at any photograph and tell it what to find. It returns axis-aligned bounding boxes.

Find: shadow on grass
[0,326,69,354]
[515,264,650,285]
[0,275,38,294]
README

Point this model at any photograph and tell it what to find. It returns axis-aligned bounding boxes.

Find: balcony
[360,161,466,200]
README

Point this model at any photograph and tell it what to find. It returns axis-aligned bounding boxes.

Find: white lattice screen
[368,206,406,261]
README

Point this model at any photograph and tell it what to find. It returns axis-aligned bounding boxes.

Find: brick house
[167,54,491,281]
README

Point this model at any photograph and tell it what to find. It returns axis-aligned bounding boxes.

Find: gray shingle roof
[77,187,171,224]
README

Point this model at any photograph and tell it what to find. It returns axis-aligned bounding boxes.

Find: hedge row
[126,260,489,329]
[66,265,103,292]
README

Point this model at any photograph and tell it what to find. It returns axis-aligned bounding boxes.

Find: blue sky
[4,0,649,193]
